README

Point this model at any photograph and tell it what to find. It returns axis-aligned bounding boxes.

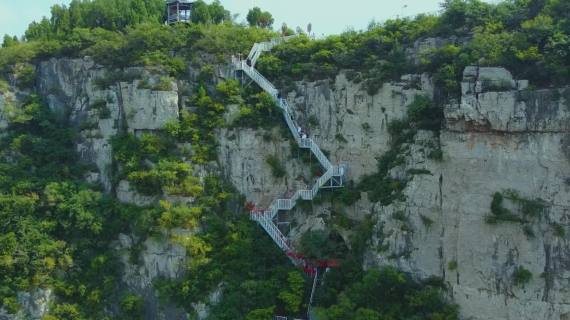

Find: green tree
[120,294,144,319]
[1,35,18,48]
[247,7,274,28]
[246,307,275,320]
[191,0,212,24]
[278,271,305,313]
[208,0,230,24]
[281,23,295,36]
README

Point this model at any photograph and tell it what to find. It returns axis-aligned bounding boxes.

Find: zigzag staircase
[231,36,346,268]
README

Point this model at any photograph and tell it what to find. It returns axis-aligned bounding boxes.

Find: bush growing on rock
[513,266,533,286]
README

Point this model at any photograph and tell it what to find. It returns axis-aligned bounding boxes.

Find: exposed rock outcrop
[219,125,311,207]
[446,66,570,133]
[0,92,11,131]
[115,232,189,320]
[219,66,570,320]
[367,67,570,320]
[18,58,187,319]
[5,51,570,319]
[288,71,433,181]
[0,289,52,320]
[217,70,433,213]
[37,58,180,192]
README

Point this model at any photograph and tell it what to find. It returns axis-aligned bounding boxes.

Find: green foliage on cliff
[106,81,304,319]
[338,95,442,206]
[153,194,303,319]
[299,230,349,260]
[266,155,287,178]
[485,189,547,224]
[315,267,459,320]
[111,132,203,197]
[0,0,275,78]
[258,0,570,95]
[247,7,275,29]
[512,266,533,286]
[0,97,136,318]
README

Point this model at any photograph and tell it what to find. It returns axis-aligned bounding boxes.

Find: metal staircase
[231,36,346,267]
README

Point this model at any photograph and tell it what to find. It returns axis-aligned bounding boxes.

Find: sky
[0,0,495,38]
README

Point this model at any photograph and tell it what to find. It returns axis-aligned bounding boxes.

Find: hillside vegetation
[0,0,568,319]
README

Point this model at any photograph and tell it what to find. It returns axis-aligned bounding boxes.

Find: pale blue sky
[0,0,497,38]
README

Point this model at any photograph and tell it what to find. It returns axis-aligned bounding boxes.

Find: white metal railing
[309,268,319,306]
[234,35,345,268]
[241,66,278,96]
[249,35,298,66]
[247,43,259,60]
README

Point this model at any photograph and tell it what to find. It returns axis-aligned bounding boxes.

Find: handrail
[233,35,345,269]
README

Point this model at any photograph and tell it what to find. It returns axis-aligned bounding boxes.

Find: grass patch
[484,191,545,224]
[0,79,8,94]
[91,98,111,119]
[447,260,458,271]
[152,76,174,91]
[262,131,273,142]
[308,115,319,127]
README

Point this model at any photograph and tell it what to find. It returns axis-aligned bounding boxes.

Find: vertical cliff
[218,65,570,319]
[2,54,569,320]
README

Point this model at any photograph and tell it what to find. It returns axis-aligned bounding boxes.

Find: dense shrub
[257,0,570,97]
[315,267,459,319]
[512,266,532,286]
[299,230,348,260]
[486,190,547,224]
[0,98,135,318]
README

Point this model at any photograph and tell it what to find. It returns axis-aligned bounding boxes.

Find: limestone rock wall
[218,124,312,207]
[5,51,570,320]
[446,66,570,133]
[366,67,570,320]
[21,58,187,319]
[288,72,433,180]
[218,65,570,320]
[0,92,12,132]
[115,232,189,320]
[218,72,434,207]
[37,58,179,192]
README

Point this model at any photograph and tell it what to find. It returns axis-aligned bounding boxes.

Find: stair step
[236,36,346,268]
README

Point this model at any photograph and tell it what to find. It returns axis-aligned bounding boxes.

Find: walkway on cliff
[232,35,346,268]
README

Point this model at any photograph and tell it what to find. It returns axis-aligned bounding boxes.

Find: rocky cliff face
[219,66,570,320]
[37,58,180,193]
[3,52,569,319]
[372,66,570,320]
[0,58,191,320]
[217,72,433,207]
